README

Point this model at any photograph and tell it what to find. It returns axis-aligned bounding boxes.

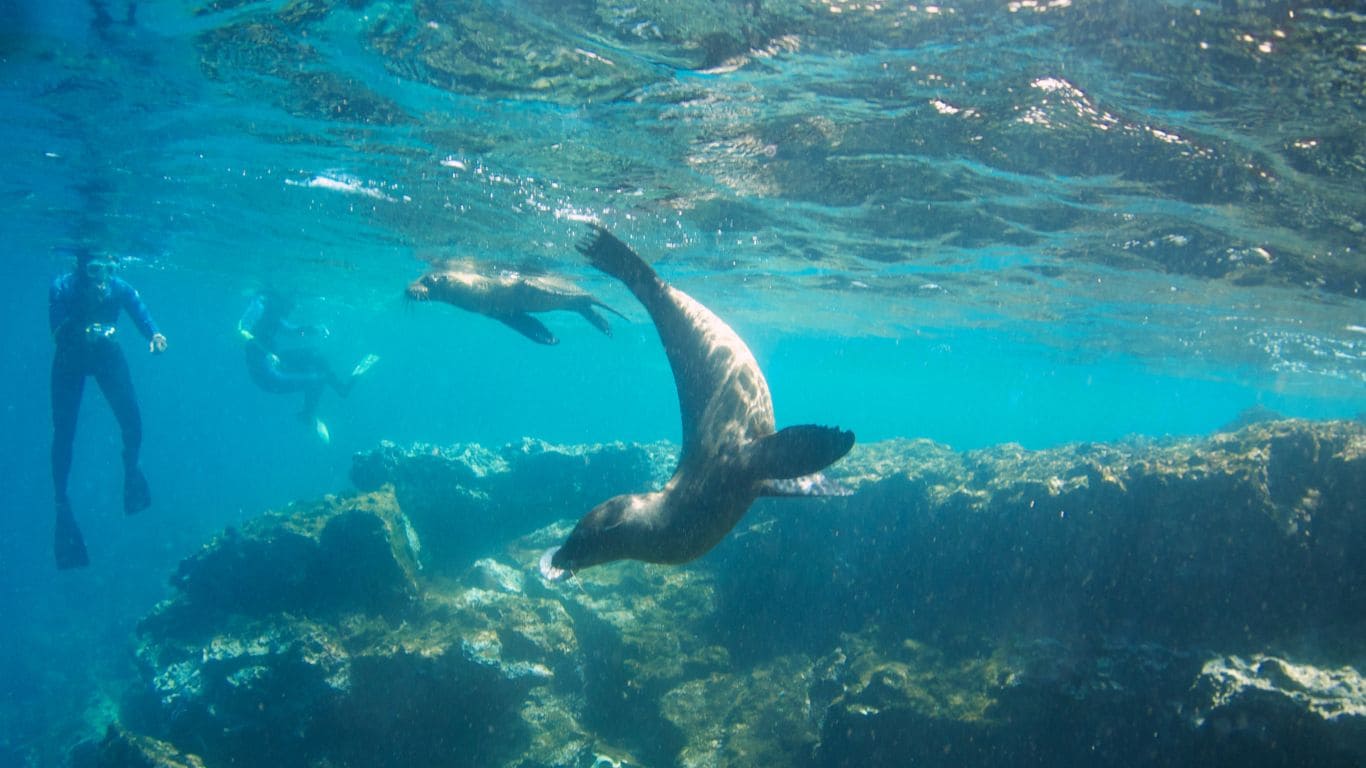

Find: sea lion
[539,225,855,580]
[406,262,625,345]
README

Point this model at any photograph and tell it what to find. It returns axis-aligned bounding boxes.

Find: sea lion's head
[539,494,649,580]
[405,273,435,301]
[407,269,481,304]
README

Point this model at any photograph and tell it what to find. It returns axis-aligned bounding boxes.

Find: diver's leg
[301,379,325,420]
[270,350,333,442]
[50,348,90,568]
[291,349,351,397]
[93,346,150,514]
[50,348,86,505]
[301,381,331,443]
[330,368,353,397]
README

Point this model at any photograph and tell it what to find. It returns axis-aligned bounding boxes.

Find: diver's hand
[150,333,168,354]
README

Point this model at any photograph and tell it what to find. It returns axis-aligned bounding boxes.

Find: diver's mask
[84,260,115,281]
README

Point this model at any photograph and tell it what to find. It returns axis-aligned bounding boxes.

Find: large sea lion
[540,225,855,580]
[406,262,625,345]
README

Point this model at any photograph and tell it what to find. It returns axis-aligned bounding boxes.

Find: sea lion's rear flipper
[500,313,559,345]
[759,473,853,497]
[750,424,855,479]
[578,306,614,336]
[595,299,629,321]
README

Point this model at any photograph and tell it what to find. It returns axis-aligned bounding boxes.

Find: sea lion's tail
[577,225,658,293]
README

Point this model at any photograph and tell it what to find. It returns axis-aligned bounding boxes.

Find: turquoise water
[1,0,1363,763]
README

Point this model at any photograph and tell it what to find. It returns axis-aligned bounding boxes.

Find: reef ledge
[82,419,1364,767]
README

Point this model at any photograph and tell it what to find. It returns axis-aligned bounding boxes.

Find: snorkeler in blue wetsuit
[49,249,168,569]
[237,291,377,444]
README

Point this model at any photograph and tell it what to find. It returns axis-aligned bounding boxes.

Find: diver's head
[259,289,296,318]
[74,249,115,292]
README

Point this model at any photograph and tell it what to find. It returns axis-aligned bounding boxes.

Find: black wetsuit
[48,273,160,506]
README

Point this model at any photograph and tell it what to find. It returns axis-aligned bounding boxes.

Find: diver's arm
[49,278,72,341]
[117,279,167,353]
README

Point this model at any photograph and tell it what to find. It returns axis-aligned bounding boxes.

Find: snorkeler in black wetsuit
[237,291,377,444]
[49,249,168,569]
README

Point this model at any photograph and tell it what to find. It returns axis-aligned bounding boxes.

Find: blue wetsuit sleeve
[49,277,73,338]
[116,278,161,339]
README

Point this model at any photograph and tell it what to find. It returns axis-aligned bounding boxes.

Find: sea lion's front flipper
[500,313,559,345]
[577,225,659,293]
[749,424,855,480]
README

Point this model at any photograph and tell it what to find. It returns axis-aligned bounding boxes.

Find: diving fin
[351,353,380,378]
[124,466,151,515]
[55,502,90,570]
[749,425,855,480]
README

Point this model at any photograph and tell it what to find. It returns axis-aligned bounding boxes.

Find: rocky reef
[84,419,1364,766]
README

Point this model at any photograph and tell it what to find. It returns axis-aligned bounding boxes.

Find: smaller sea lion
[407,263,625,345]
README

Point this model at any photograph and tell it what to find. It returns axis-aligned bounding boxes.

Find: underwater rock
[1190,654,1366,766]
[814,630,1366,768]
[660,654,820,767]
[143,486,421,636]
[351,438,675,573]
[69,724,206,768]
[108,419,1364,768]
[120,477,723,767]
[712,418,1366,658]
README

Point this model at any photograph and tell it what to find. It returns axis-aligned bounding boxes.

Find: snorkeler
[237,290,378,444]
[49,248,168,570]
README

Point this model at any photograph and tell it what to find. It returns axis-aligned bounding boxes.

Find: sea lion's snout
[405,276,431,301]
[538,546,567,581]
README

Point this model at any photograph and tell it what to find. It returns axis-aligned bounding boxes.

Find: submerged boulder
[351,438,675,574]
[712,418,1366,658]
[68,724,206,768]
[1190,654,1366,766]
[101,420,1364,767]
